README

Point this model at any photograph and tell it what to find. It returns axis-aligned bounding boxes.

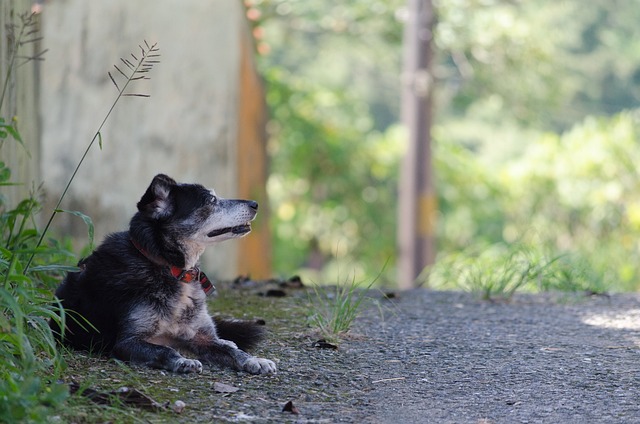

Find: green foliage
[0,11,74,421]
[558,1,640,120]
[254,1,405,283]
[434,0,569,127]
[435,111,640,293]
[0,116,23,146]
[264,67,402,284]
[434,136,507,251]
[504,112,640,291]
[434,0,640,130]
[255,0,404,130]
[0,165,72,422]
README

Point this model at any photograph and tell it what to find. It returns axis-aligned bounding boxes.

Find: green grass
[307,266,382,343]
[427,242,607,300]
[0,171,72,422]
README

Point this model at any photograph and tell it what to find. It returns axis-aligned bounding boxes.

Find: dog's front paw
[173,358,203,374]
[242,357,277,375]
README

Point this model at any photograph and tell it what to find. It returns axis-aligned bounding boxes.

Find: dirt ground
[55,285,640,423]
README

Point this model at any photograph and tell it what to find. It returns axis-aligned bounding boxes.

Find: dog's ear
[137,174,176,218]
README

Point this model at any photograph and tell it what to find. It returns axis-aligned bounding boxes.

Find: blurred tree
[562,0,640,120]
[503,111,640,290]
[434,0,569,127]
[254,0,405,130]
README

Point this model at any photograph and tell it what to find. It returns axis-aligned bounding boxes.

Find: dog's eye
[210,194,218,205]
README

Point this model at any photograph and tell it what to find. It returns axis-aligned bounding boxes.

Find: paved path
[351,290,640,424]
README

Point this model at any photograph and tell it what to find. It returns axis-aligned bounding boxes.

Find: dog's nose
[248,201,258,211]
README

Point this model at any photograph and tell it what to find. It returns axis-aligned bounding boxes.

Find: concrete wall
[39,0,268,278]
[1,0,41,208]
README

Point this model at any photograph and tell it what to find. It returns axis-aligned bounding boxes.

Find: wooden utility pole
[398,0,436,289]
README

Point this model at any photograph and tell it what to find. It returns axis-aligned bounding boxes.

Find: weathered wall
[39,0,268,278]
[0,1,41,208]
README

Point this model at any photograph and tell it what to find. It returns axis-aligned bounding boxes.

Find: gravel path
[348,290,640,424]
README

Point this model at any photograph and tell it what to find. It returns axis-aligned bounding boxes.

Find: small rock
[214,382,240,393]
[173,400,186,413]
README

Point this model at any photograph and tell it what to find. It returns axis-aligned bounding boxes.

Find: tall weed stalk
[25,40,160,272]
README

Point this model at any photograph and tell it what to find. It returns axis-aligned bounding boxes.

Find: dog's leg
[187,330,276,375]
[197,339,277,375]
[113,337,203,374]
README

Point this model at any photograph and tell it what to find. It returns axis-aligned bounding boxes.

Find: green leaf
[0,163,11,183]
[5,274,31,284]
[98,131,103,150]
[0,121,23,145]
[55,209,94,250]
[3,125,22,143]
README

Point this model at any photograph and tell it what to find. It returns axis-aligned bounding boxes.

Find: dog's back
[52,232,161,353]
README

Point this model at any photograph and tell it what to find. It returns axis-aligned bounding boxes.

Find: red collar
[131,238,215,296]
[169,265,215,296]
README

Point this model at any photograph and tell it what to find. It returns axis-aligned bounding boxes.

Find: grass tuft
[308,261,385,342]
[427,242,607,300]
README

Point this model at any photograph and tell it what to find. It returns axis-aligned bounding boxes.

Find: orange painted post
[236,27,272,279]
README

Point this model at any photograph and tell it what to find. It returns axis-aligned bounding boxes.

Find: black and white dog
[51,174,276,375]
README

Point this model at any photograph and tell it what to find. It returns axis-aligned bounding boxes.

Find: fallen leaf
[69,382,166,411]
[261,289,287,297]
[280,275,304,289]
[312,339,338,350]
[282,400,300,414]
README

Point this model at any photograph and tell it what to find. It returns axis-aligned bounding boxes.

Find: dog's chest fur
[131,280,212,347]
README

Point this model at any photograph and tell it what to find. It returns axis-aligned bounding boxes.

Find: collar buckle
[170,266,216,296]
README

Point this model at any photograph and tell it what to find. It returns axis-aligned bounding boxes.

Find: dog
[50,174,276,375]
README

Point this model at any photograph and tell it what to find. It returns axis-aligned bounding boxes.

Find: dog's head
[137,174,258,245]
